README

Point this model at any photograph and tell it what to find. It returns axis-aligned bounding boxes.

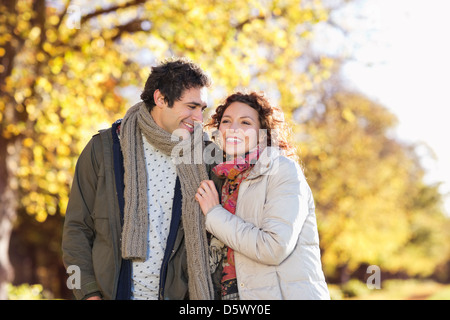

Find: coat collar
[246,146,281,180]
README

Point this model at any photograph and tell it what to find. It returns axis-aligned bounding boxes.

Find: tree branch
[55,0,70,32]
[111,18,148,41]
[80,0,146,25]
[234,14,266,31]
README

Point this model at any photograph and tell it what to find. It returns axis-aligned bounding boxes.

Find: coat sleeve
[205,159,310,266]
[62,135,103,299]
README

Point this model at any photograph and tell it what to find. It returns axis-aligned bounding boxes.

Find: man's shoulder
[92,119,122,139]
[85,120,123,159]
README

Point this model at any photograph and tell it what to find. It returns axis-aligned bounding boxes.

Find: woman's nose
[229,122,240,131]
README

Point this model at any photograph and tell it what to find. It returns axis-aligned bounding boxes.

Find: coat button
[240,283,244,287]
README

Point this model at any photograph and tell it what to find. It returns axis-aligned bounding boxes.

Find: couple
[62,58,330,300]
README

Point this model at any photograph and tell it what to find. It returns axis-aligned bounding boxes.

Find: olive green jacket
[62,123,221,300]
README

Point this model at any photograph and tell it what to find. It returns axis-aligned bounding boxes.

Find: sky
[312,0,450,215]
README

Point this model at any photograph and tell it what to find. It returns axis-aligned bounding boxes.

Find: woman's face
[218,101,261,157]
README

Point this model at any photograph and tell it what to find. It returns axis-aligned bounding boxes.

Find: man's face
[153,87,208,138]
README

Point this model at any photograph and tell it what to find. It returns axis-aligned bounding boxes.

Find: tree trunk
[339,263,350,284]
[0,0,20,300]
[0,137,17,299]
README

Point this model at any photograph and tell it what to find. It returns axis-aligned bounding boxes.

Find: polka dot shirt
[131,134,177,300]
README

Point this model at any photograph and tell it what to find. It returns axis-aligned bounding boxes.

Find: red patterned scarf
[212,147,260,299]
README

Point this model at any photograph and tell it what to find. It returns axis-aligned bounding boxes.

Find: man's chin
[172,127,191,140]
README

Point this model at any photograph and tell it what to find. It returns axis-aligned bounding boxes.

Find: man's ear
[153,89,166,109]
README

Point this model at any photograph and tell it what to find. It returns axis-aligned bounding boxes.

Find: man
[62,58,216,300]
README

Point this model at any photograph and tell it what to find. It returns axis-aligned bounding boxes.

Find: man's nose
[192,108,203,123]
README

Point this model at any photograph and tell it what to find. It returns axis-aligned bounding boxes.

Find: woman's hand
[195,180,220,215]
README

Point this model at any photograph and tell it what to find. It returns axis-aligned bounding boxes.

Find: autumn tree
[0,0,331,298]
[298,89,450,282]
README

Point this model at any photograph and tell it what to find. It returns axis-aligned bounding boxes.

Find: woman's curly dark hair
[140,57,211,111]
[207,91,297,161]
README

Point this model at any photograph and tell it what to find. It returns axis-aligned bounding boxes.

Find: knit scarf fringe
[120,102,214,300]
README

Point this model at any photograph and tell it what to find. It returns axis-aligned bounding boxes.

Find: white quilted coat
[206,147,330,300]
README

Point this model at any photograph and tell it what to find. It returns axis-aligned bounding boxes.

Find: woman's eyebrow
[238,115,256,122]
[222,115,255,121]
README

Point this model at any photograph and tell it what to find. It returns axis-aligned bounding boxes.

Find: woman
[195,92,330,300]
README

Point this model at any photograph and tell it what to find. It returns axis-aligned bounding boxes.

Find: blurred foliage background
[1,0,449,299]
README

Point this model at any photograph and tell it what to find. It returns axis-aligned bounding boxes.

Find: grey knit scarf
[120,101,214,300]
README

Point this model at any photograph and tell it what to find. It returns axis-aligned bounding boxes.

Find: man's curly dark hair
[140,57,211,112]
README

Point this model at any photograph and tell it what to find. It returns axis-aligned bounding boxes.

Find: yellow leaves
[1,0,445,283]
[186,6,205,20]
[301,91,449,278]
[35,51,45,63]
[184,36,196,50]
[28,26,41,41]
[22,137,33,148]
[49,56,64,74]
[92,37,105,49]
[307,57,335,85]
[320,56,334,68]
[36,76,52,92]
[15,18,30,37]
[22,191,60,222]
[3,123,25,139]
[342,107,356,123]
[18,134,72,221]
[47,15,60,27]
[45,29,58,43]
[274,29,288,49]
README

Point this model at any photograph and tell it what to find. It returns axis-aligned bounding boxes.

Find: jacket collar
[246,146,281,180]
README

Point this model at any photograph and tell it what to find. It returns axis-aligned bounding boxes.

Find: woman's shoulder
[249,147,305,182]
[271,152,304,177]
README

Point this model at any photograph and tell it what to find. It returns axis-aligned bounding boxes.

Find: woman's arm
[197,159,310,266]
